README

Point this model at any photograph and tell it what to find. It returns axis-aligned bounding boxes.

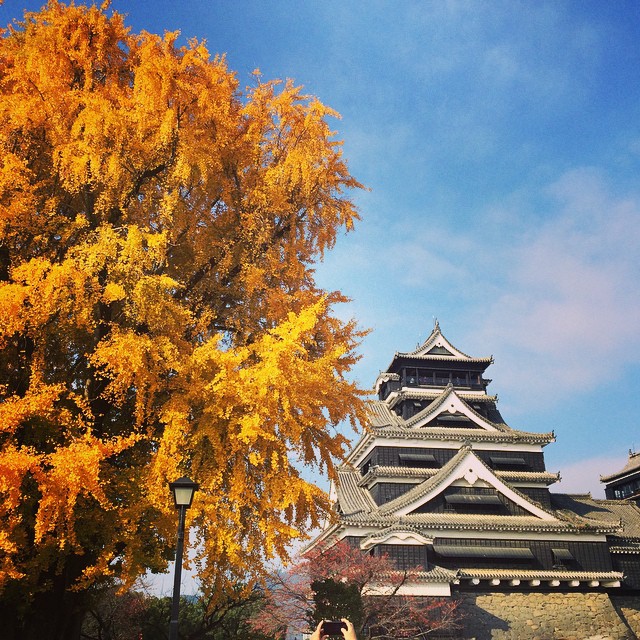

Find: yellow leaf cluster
[34,431,139,549]
[0,0,367,608]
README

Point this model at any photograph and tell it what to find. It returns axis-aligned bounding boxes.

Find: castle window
[434,544,534,559]
[442,490,508,515]
[403,368,418,386]
[552,548,574,562]
[398,453,437,468]
[613,481,640,499]
[552,547,576,569]
[452,372,469,386]
[490,456,527,469]
[373,544,427,570]
[444,494,502,505]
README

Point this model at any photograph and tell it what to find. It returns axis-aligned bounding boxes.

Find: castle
[310,322,640,638]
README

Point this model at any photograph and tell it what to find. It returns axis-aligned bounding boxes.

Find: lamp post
[168,476,199,640]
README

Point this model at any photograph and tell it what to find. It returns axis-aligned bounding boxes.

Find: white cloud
[552,455,628,499]
[322,167,640,413]
[475,167,640,407]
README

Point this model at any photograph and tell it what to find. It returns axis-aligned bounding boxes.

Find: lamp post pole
[168,476,199,640]
[169,504,187,640]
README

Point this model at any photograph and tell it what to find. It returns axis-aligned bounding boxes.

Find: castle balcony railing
[404,376,485,390]
[401,368,485,389]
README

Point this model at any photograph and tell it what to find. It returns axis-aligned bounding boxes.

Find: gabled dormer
[403,385,503,431]
[404,319,477,359]
[377,447,557,521]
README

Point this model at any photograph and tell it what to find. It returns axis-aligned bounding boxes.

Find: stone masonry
[452,592,640,640]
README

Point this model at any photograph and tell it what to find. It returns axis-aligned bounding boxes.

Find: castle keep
[311,322,640,638]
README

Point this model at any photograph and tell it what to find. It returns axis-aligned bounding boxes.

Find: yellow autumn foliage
[0,0,366,620]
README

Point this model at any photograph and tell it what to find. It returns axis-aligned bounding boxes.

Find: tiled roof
[336,469,378,516]
[364,397,555,445]
[367,401,401,428]
[362,523,426,541]
[396,322,479,359]
[601,452,640,483]
[458,568,624,582]
[610,543,640,554]
[340,511,620,534]
[550,494,640,539]
[335,462,621,535]
[496,470,560,484]
[376,453,464,516]
[374,566,460,584]
[381,427,554,444]
[363,425,554,447]
[393,353,493,363]
[360,465,560,486]
[383,323,494,371]
[392,390,497,403]
[379,447,558,520]
[403,386,505,430]
[361,466,439,481]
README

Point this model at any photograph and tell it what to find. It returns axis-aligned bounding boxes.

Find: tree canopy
[0,2,366,637]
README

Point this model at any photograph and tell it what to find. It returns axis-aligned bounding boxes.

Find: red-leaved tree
[251,541,461,639]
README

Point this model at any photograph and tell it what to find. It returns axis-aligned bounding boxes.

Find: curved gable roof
[601,451,640,483]
[377,447,558,521]
[405,384,504,431]
[383,322,493,376]
[336,467,379,516]
[407,320,475,359]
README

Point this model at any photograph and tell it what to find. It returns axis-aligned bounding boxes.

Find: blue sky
[3,1,640,498]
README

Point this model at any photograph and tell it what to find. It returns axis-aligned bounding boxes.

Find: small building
[310,322,640,638]
[602,451,640,503]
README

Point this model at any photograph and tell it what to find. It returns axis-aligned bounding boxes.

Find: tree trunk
[0,577,89,640]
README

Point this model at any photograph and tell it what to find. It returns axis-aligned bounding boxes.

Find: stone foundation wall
[611,596,640,638]
[451,591,640,640]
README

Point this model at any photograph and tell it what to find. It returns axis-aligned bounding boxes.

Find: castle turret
[601,450,640,503]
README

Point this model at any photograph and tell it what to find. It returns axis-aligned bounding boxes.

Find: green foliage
[80,587,276,640]
[310,578,364,634]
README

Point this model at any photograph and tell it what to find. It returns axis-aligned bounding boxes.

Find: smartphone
[321,620,347,636]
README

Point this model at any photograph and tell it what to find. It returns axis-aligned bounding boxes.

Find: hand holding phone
[310,618,357,640]
[321,620,347,636]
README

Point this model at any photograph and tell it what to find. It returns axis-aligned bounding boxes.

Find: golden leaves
[178,300,365,578]
[0,381,65,436]
[0,445,39,586]
[90,329,181,425]
[35,431,139,547]
[0,0,366,601]
[102,282,126,303]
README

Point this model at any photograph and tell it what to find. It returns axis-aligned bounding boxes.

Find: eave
[359,465,560,488]
[458,568,623,588]
[339,513,621,535]
[367,427,555,446]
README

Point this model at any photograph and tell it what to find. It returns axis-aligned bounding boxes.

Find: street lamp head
[169,476,199,508]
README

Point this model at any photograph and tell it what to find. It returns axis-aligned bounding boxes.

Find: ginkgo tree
[0,2,367,638]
